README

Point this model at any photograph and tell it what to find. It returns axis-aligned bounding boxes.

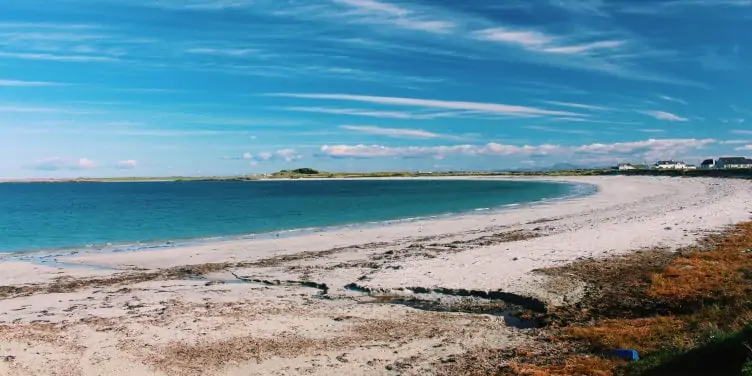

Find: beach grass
[437,222,752,375]
[548,222,752,375]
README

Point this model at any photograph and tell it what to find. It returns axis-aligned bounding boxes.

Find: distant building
[700,159,716,169]
[716,157,752,169]
[654,160,686,169]
[618,163,636,171]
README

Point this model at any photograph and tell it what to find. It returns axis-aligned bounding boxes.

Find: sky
[1,0,752,178]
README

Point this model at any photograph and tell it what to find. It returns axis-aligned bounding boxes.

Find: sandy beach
[1,176,751,376]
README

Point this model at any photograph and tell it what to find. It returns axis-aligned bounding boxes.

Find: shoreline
[0,177,595,259]
[1,176,750,376]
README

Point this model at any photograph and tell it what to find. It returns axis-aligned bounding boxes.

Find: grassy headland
[438,221,752,376]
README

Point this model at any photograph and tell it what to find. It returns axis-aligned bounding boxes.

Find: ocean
[0,179,589,253]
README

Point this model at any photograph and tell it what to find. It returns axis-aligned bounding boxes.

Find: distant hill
[546,163,582,171]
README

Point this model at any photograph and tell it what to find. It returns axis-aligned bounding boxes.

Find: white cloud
[0,52,119,62]
[474,28,553,48]
[0,79,66,87]
[320,138,716,162]
[186,48,256,56]
[543,101,611,111]
[0,105,94,114]
[227,150,301,163]
[78,158,97,169]
[0,22,99,29]
[526,125,590,134]
[331,0,455,33]
[145,0,253,10]
[270,93,582,117]
[550,117,642,125]
[659,95,687,105]
[721,118,746,124]
[31,157,97,171]
[731,130,752,135]
[282,106,495,120]
[283,106,423,119]
[257,152,273,160]
[334,0,408,16]
[550,0,608,15]
[735,145,752,151]
[474,27,623,56]
[543,40,624,54]
[115,160,138,169]
[340,125,466,140]
[641,110,689,122]
[274,149,302,162]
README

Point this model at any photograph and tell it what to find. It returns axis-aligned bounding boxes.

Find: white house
[618,163,636,171]
[654,160,686,169]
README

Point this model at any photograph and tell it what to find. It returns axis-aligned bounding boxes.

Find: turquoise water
[0,179,589,253]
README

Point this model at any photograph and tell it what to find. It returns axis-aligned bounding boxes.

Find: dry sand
[0,176,750,375]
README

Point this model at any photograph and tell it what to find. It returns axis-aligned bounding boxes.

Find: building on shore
[700,159,716,169]
[653,160,686,170]
[716,157,752,169]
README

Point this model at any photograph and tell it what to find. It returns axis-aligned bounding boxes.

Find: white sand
[1,176,750,375]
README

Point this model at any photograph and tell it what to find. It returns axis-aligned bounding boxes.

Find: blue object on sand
[612,349,639,361]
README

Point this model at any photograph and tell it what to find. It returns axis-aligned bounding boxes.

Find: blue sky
[1,0,751,178]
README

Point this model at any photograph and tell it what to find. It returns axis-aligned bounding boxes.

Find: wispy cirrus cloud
[543,101,611,111]
[0,105,96,114]
[641,110,689,122]
[280,106,477,120]
[721,118,746,124]
[0,22,100,29]
[283,106,425,119]
[331,0,455,34]
[637,129,666,133]
[138,0,253,10]
[474,27,624,56]
[269,93,583,117]
[340,125,469,140]
[659,95,687,105]
[186,48,257,56]
[0,79,67,87]
[619,0,752,15]
[549,117,642,125]
[549,0,609,15]
[526,125,591,135]
[0,51,119,63]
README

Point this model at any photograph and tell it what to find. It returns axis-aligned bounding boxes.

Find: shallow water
[0,179,587,253]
